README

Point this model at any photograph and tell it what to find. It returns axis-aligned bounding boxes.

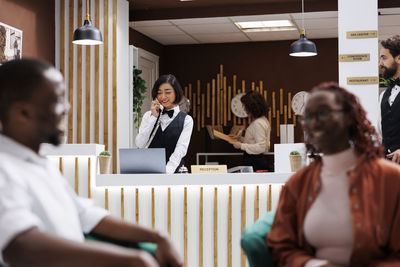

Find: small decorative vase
[289,154,302,172]
[98,156,111,174]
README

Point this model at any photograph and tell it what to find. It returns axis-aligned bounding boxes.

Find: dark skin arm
[3,227,158,267]
[92,216,183,267]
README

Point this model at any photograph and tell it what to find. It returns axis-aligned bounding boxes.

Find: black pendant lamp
[290,0,317,57]
[73,0,103,45]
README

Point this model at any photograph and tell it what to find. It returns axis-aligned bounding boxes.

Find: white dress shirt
[377,84,400,140]
[0,134,108,264]
[240,116,271,154]
[135,106,194,174]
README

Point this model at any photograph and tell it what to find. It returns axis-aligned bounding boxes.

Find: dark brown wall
[0,0,55,64]
[162,38,338,169]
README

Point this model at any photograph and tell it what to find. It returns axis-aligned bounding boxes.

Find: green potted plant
[98,151,111,174]
[132,67,147,129]
[289,150,302,172]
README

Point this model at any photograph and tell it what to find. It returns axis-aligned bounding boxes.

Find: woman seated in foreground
[267,82,400,267]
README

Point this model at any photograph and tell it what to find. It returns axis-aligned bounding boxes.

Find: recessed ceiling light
[235,20,296,32]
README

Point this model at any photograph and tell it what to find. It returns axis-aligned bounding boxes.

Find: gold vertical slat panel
[280,88,283,115]
[241,186,246,267]
[121,188,124,219]
[59,157,63,174]
[74,157,79,195]
[223,77,227,125]
[284,105,288,124]
[277,110,280,137]
[197,80,201,103]
[60,0,65,77]
[88,157,91,198]
[85,45,91,143]
[288,92,292,119]
[152,187,155,228]
[201,94,205,128]
[254,185,259,221]
[228,186,232,267]
[228,85,231,121]
[207,83,210,118]
[217,74,220,126]
[184,187,188,267]
[103,0,109,150]
[135,188,139,223]
[168,187,171,235]
[212,79,215,127]
[112,0,117,173]
[199,187,203,267]
[77,0,83,143]
[68,0,74,143]
[105,189,109,210]
[267,185,272,212]
[272,91,276,118]
[94,0,100,143]
[214,187,218,267]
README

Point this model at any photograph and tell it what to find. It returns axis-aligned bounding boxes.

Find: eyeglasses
[300,109,345,125]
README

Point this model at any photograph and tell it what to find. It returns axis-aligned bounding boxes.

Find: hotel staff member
[135,74,193,174]
[230,91,271,171]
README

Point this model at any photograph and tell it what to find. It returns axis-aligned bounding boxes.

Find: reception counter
[41,144,294,267]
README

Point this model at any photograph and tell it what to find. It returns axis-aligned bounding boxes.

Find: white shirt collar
[0,134,47,166]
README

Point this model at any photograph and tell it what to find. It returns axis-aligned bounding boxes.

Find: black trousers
[243,152,268,171]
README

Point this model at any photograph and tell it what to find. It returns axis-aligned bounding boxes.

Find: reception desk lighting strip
[214,187,218,267]
[228,186,232,267]
[241,186,246,267]
[199,187,203,267]
[184,187,188,267]
[74,157,79,195]
[152,188,155,228]
[135,188,139,223]
[168,187,171,235]
[254,185,259,221]
[88,158,91,198]
[59,157,63,174]
[105,189,109,210]
[268,185,272,211]
[121,188,124,219]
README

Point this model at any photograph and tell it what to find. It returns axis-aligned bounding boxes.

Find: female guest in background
[136,74,193,174]
[267,82,400,267]
[230,91,271,171]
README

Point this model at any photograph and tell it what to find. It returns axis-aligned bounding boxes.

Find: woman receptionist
[135,74,193,174]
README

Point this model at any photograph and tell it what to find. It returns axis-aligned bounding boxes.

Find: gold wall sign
[191,165,228,173]
[339,54,370,62]
[346,30,377,39]
[347,76,378,85]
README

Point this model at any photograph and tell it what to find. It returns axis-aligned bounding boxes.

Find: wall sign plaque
[347,76,378,85]
[339,54,370,62]
[346,30,377,39]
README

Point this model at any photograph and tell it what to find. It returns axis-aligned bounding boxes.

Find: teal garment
[85,233,157,255]
[240,211,276,267]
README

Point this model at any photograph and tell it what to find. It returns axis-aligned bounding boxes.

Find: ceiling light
[73,0,103,45]
[235,20,296,32]
[289,0,317,57]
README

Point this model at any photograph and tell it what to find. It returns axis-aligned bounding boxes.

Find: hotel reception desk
[41,144,295,267]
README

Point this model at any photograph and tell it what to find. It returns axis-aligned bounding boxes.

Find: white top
[135,106,193,174]
[377,84,400,139]
[240,116,270,154]
[304,148,357,267]
[0,134,108,263]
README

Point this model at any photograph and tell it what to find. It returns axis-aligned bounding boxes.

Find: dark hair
[240,91,267,119]
[306,82,383,160]
[151,74,183,104]
[381,35,400,59]
[0,58,52,123]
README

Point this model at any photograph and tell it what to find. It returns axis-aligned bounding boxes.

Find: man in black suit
[379,35,400,163]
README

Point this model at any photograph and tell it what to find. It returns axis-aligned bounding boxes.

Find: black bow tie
[389,78,400,88]
[162,109,174,118]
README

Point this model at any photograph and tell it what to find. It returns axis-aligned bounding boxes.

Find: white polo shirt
[0,134,108,264]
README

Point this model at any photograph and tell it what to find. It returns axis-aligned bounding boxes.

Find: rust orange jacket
[267,156,400,267]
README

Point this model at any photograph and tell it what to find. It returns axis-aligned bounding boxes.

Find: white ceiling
[130,8,400,45]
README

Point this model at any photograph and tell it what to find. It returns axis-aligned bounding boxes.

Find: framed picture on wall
[0,22,22,64]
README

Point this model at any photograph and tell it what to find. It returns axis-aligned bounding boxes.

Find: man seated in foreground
[0,59,183,267]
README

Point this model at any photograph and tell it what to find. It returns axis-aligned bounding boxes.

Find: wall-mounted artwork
[0,22,22,64]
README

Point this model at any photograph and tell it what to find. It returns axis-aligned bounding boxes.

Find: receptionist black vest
[149,111,186,173]
[381,86,400,154]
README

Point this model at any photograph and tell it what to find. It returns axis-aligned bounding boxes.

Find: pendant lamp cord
[301,0,304,30]
[86,0,90,20]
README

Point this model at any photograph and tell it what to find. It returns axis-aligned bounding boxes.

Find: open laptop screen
[119,148,166,174]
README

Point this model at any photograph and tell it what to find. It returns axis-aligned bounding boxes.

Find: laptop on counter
[119,148,166,174]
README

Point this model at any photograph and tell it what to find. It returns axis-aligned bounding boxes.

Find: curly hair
[381,35,400,59]
[305,82,383,160]
[240,91,267,119]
